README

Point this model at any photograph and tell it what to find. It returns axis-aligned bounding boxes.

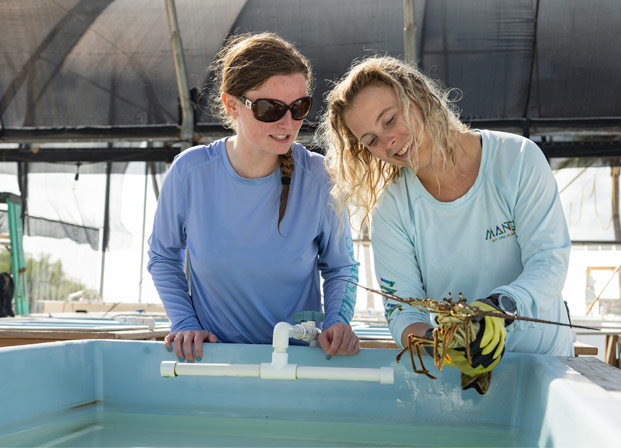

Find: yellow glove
[439,296,512,374]
[423,327,501,376]
[467,297,513,369]
[442,345,502,376]
[444,324,505,395]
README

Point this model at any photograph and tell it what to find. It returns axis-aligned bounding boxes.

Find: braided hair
[278,149,295,231]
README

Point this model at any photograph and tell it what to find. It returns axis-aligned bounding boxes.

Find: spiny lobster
[352,282,597,394]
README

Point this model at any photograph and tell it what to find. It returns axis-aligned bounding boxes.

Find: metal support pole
[138,161,149,302]
[5,197,28,315]
[99,162,112,299]
[404,0,417,66]
[165,0,194,147]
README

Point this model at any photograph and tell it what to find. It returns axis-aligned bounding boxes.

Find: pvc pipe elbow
[272,322,294,349]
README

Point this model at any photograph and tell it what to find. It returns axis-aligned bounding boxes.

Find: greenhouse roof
[1,0,620,161]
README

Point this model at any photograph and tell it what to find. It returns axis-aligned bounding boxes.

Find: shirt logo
[380,277,396,295]
[485,220,516,243]
[384,303,403,323]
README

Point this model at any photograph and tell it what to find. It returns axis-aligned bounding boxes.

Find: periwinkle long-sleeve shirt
[148,139,359,344]
[372,130,573,356]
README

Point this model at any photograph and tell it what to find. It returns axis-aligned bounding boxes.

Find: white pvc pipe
[297,366,394,384]
[160,361,394,384]
[161,361,260,378]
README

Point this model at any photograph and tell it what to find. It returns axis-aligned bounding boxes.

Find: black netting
[1,0,619,138]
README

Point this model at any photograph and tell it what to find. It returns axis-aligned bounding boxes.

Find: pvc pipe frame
[160,320,394,384]
[160,361,394,384]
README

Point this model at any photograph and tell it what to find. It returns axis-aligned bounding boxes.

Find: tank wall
[1,339,620,447]
[96,340,531,428]
[0,341,99,435]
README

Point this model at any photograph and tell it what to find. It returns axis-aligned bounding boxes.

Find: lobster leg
[464,315,472,364]
[396,334,436,379]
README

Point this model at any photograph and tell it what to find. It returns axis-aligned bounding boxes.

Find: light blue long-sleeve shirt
[372,130,573,356]
[148,139,359,344]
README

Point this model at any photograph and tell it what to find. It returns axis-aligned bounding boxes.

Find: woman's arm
[316,193,360,356]
[147,160,201,332]
[371,185,432,348]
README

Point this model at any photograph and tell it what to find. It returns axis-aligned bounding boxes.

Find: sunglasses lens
[254,99,287,122]
[250,96,313,122]
[290,97,312,120]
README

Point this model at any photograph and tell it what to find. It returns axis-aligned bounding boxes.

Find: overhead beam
[1,118,619,145]
[0,139,618,163]
[0,146,182,163]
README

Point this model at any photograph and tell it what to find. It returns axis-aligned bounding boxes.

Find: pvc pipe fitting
[161,360,176,378]
[272,322,294,350]
[260,362,298,380]
[272,321,320,349]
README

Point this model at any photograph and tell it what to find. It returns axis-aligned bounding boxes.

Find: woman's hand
[164,330,217,362]
[401,322,433,348]
[318,322,360,358]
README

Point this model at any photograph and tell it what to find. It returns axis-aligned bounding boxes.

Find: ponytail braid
[278,149,295,233]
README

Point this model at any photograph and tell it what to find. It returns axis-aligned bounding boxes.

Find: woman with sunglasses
[318,56,573,392]
[148,32,360,363]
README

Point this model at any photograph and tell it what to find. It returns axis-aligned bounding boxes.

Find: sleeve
[316,195,360,329]
[371,188,432,348]
[491,140,571,329]
[147,161,202,332]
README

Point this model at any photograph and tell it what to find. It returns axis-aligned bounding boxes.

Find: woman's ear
[222,92,240,117]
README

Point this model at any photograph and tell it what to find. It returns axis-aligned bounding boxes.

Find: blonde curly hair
[317,56,467,231]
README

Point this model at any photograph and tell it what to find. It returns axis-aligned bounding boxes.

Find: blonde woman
[148,33,360,363]
[319,55,572,391]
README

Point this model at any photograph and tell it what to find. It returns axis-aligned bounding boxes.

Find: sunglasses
[238,95,313,123]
